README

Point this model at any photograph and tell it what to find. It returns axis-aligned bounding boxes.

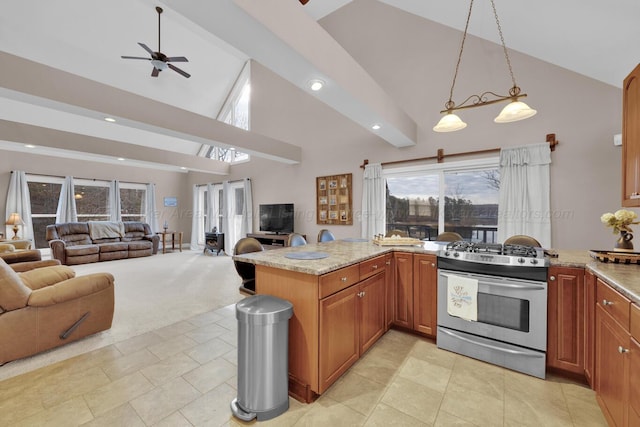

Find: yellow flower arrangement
[600,209,639,234]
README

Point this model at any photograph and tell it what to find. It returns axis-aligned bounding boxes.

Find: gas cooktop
[438,241,549,267]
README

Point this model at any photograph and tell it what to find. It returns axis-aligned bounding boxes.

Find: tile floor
[0,304,607,426]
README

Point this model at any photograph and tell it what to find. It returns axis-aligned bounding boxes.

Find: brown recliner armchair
[0,258,115,365]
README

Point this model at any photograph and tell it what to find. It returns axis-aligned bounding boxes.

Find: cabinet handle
[341,277,347,282]
[602,299,613,306]
[358,291,365,298]
[431,263,436,268]
[619,346,629,354]
[549,276,556,281]
[371,264,378,270]
[386,260,391,265]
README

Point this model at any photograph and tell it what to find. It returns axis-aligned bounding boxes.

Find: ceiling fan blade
[121,56,151,60]
[168,63,191,78]
[166,56,188,62]
[300,0,309,4]
[138,42,154,55]
[151,67,160,77]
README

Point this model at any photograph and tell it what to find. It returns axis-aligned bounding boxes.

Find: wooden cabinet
[622,63,640,206]
[384,253,394,330]
[584,270,596,386]
[546,266,585,375]
[392,252,413,328]
[628,304,640,425]
[594,279,631,427]
[413,254,438,336]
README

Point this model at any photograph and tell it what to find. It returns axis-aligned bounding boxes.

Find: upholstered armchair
[0,258,115,365]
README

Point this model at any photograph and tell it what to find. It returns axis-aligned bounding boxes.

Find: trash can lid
[236,295,293,324]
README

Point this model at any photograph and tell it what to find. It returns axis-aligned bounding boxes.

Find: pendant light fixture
[433,0,536,132]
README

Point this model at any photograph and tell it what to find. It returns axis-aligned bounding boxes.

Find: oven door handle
[439,328,545,358]
[481,282,546,291]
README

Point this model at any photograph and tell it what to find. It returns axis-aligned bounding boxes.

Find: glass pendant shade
[494,100,537,123]
[433,113,467,132]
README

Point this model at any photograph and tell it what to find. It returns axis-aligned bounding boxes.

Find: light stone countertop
[234,241,640,304]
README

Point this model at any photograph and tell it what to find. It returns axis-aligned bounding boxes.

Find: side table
[157,231,183,254]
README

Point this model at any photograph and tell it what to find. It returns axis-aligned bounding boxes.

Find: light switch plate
[614,133,622,146]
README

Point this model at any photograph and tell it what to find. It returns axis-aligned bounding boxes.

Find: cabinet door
[623,63,640,207]
[359,271,386,354]
[319,285,359,393]
[629,337,640,426]
[384,253,394,330]
[546,266,585,374]
[595,306,630,427]
[413,254,437,336]
[392,252,413,328]
[584,270,596,387]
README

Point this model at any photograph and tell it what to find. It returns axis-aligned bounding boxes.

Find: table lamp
[6,213,24,240]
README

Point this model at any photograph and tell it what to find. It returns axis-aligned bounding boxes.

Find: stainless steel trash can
[230,295,293,422]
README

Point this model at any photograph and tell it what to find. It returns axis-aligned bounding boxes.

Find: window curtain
[241,178,253,238]
[56,176,78,223]
[190,185,203,250]
[5,171,34,241]
[497,143,552,248]
[205,183,215,233]
[222,181,233,254]
[109,179,122,221]
[361,163,385,239]
[145,183,159,232]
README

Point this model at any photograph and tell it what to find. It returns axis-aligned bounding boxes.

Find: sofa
[0,240,42,265]
[46,221,160,265]
[0,257,115,365]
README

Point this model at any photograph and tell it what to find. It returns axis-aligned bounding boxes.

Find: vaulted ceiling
[1,0,637,173]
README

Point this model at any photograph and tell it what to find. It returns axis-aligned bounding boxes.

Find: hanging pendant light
[433,0,536,132]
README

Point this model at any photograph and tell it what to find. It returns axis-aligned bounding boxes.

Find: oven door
[437,269,547,351]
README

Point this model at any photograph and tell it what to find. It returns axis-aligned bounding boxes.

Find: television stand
[247,233,306,249]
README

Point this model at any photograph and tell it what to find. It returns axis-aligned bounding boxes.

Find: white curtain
[190,185,202,250]
[222,181,233,255]
[241,178,253,238]
[361,163,385,239]
[56,176,78,223]
[109,180,122,221]
[145,183,159,232]
[205,183,215,232]
[497,143,552,248]
[5,171,34,241]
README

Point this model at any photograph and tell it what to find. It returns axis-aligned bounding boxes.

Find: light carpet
[0,250,245,381]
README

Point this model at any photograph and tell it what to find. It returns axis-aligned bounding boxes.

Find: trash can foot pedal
[230,398,256,422]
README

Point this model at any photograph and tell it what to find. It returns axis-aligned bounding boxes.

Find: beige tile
[100,348,160,381]
[187,310,225,327]
[408,339,457,370]
[324,370,387,416]
[185,323,229,343]
[153,320,198,339]
[180,382,238,426]
[80,403,146,427]
[381,375,443,425]
[147,334,198,360]
[114,331,166,355]
[504,389,573,427]
[39,366,111,408]
[216,316,238,332]
[448,356,504,401]
[185,337,235,365]
[83,371,155,416]
[293,396,367,427]
[152,410,194,427]
[183,358,236,393]
[351,351,401,386]
[14,396,93,427]
[440,380,504,427]
[561,382,608,427]
[223,348,238,366]
[0,389,46,425]
[139,351,200,386]
[218,329,238,347]
[433,410,477,426]
[363,402,428,426]
[129,376,201,425]
[398,356,452,393]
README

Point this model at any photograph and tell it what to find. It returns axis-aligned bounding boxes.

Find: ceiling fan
[121,6,190,78]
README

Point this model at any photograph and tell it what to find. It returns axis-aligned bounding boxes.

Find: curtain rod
[22,172,149,186]
[360,133,559,169]
[195,178,250,188]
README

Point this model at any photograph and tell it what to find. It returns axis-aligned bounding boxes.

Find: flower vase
[614,230,634,252]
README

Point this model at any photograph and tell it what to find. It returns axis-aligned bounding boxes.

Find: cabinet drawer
[359,255,386,280]
[596,278,631,330]
[319,264,360,299]
[631,304,640,339]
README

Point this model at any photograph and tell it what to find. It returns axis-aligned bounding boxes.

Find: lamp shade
[6,213,24,226]
[433,113,467,132]
[494,101,537,123]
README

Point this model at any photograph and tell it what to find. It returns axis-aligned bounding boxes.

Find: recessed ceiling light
[308,79,325,91]
[24,144,36,148]
[372,124,381,130]
[117,157,125,161]
[180,166,187,170]
[104,117,116,123]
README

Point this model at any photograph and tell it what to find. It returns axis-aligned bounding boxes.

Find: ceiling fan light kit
[433,0,536,133]
[120,6,191,78]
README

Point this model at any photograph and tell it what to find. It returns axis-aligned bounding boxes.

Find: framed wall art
[316,173,352,225]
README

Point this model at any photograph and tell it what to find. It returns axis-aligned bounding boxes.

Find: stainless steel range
[437,241,549,379]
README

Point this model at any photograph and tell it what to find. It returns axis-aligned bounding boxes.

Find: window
[120,183,146,222]
[27,175,63,248]
[74,179,109,221]
[384,158,500,243]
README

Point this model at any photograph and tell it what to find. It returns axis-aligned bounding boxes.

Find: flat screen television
[259,203,294,234]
